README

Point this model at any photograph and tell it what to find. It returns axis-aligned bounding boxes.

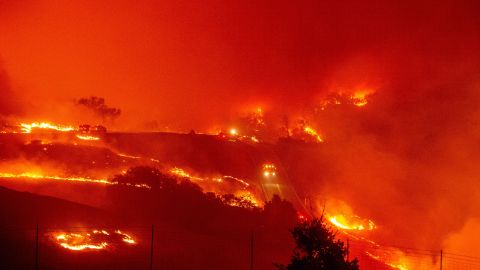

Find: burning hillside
[52,229,135,251]
[2,1,480,269]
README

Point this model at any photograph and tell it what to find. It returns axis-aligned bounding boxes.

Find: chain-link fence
[1,225,479,270]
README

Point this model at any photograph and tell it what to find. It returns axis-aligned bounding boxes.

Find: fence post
[440,249,443,270]
[346,238,349,261]
[150,224,154,270]
[250,231,254,270]
[35,224,39,270]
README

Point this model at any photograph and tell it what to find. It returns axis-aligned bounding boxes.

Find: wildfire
[365,251,409,270]
[53,229,135,251]
[328,214,376,231]
[169,167,204,181]
[76,134,100,141]
[0,172,112,185]
[20,122,76,133]
[303,126,324,142]
[319,90,374,110]
[0,172,151,189]
[322,202,416,270]
[351,90,373,107]
[169,167,261,207]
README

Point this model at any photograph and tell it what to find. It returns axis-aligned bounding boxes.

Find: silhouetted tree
[276,217,359,270]
[77,96,121,121]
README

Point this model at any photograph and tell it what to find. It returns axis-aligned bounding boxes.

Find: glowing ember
[229,128,238,136]
[53,230,136,251]
[328,214,376,231]
[76,134,100,141]
[303,126,324,142]
[20,122,76,133]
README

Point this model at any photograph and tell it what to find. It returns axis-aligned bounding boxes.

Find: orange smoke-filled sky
[1,0,478,130]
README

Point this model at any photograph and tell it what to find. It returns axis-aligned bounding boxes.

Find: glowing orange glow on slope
[169,167,260,207]
[365,251,409,270]
[169,167,204,181]
[229,128,238,136]
[0,172,151,189]
[328,214,376,231]
[76,134,100,141]
[303,126,324,142]
[0,172,111,185]
[351,90,374,107]
[323,203,413,270]
[53,230,135,251]
[20,122,76,133]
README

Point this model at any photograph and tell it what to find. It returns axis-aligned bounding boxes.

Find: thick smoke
[0,64,20,117]
[0,0,480,256]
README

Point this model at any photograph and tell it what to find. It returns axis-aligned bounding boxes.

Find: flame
[53,230,135,251]
[365,251,409,270]
[303,126,324,142]
[322,201,415,270]
[20,122,75,133]
[0,172,151,189]
[117,153,142,159]
[0,172,112,185]
[351,90,372,107]
[328,214,376,231]
[76,134,100,141]
[169,167,261,207]
[169,167,204,181]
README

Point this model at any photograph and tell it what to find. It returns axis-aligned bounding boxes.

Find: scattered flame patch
[0,172,151,189]
[0,172,111,185]
[328,214,376,231]
[76,134,100,141]
[53,229,136,251]
[169,167,261,207]
[20,122,76,133]
[303,126,324,143]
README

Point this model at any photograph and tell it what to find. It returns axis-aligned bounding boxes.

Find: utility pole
[346,239,350,261]
[150,225,154,270]
[440,250,443,270]
[250,231,254,270]
[35,224,39,270]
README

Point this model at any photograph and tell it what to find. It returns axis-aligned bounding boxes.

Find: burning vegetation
[52,229,135,251]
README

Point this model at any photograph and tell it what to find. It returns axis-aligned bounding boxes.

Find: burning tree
[276,217,359,270]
